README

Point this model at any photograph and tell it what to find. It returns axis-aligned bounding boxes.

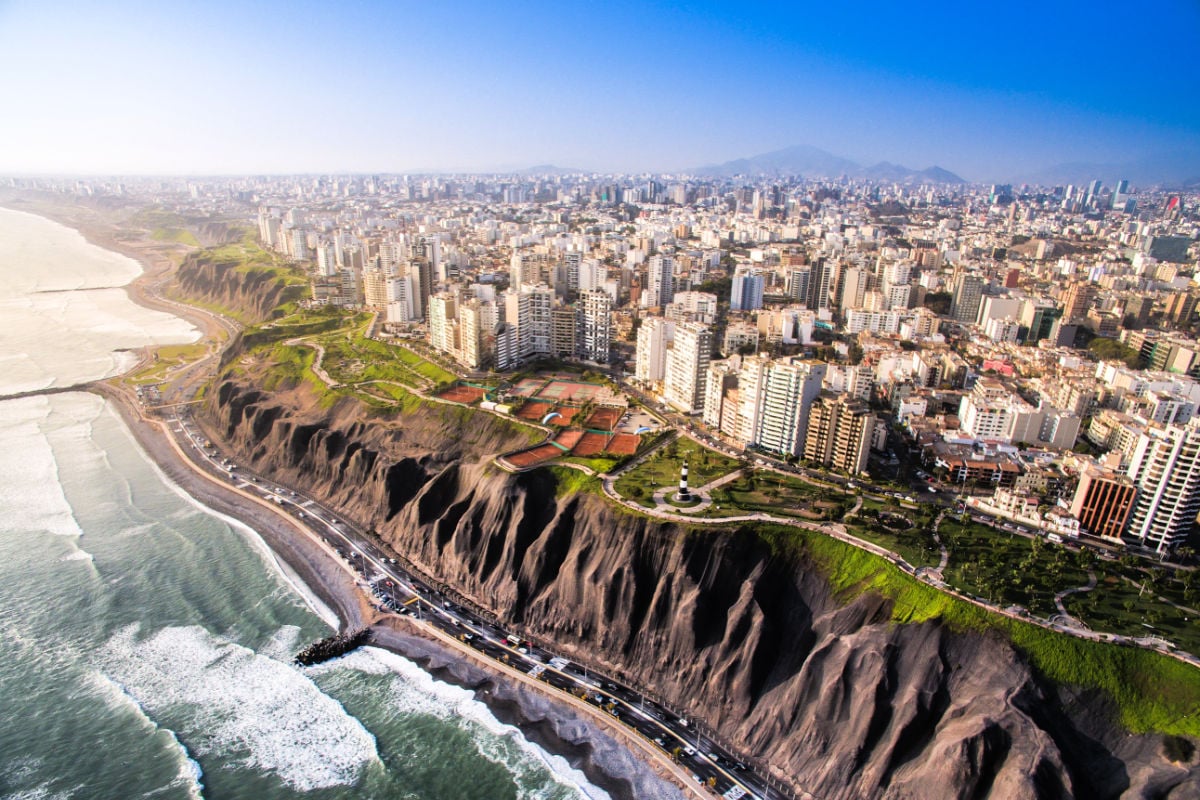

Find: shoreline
[3,198,696,800]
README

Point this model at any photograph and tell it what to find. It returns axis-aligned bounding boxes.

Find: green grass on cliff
[151,227,200,246]
[548,466,603,497]
[754,523,1200,738]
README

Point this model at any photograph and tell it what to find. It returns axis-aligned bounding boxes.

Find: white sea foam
[60,549,94,563]
[0,398,84,538]
[0,785,75,800]
[258,625,304,663]
[100,624,379,791]
[343,647,610,800]
[89,673,204,800]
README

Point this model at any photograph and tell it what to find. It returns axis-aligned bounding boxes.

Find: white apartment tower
[755,359,827,457]
[1124,418,1200,553]
[578,288,613,363]
[730,268,765,311]
[428,293,458,355]
[635,317,675,387]
[663,322,713,414]
[504,284,553,362]
[644,255,676,309]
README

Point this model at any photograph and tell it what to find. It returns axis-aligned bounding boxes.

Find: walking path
[284,337,340,388]
[1054,570,1098,626]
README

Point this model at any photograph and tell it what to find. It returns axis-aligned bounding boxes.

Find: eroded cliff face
[175,252,306,323]
[201,379,1200,800]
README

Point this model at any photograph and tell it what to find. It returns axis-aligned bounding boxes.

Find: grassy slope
[755,523,1200,737]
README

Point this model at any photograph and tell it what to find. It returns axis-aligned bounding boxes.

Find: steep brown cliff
[175,251,307,323]
[200,377,1200,800]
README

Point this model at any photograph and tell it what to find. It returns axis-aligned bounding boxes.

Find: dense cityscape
[25,171,1200,559]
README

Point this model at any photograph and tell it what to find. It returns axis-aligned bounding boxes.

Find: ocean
[0,208,608,800]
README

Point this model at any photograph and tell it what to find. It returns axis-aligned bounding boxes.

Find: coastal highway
[167,408,795,800]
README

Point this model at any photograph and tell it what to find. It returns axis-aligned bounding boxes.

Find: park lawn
[123,341,211,385]
[394,345,457,384]
[614,437,740,504]
[845,519,942,570]
[548,466,603,497]
[317,332,431,389]
[939,517,1091,618]
[1064,573,1200,656]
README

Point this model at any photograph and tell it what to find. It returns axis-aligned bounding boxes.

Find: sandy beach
[2,194,696,800]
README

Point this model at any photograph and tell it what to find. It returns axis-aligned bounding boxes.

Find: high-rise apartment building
[644,255,675,309]
[803,394,874,474]
[755,359,827,457]
[1124,419,1200,553]
[839,267,871,315]
[950,274,985,324]
[663,322,712,414]
[550,306,577,359]
[504,283,553,362]
[1062,282,1097,323]
[635,317,675,386]
[1164,291,1199,330]
[428,293,458,355]
[730,269,765,311]
[577,288,613,363]
[1069,467,1137,541]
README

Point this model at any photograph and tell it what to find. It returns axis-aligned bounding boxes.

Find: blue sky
[0,0,1197,180]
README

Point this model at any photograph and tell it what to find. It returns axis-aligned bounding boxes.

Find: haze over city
[1,0,1198,182]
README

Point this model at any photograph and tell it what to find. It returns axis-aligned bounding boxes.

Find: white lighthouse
[678,460,690,500]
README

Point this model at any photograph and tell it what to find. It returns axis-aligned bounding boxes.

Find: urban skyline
[1,0,1198,181]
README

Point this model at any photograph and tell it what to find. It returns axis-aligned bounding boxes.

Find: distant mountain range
[692,144,967,183]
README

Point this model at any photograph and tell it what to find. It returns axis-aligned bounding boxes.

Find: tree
[1088,338,1141,369]
[922,291,952,315]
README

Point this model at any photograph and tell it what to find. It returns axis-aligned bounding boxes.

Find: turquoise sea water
[0,208,606,800]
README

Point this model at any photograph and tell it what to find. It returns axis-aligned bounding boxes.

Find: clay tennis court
[583,407,621,431]
[504,444,563,468]
[437,385,486,404]
[554,430,583,449]
[515,401,554,421]
[572,432,610,456]
[605,433,641,455]
[553,406,581,424]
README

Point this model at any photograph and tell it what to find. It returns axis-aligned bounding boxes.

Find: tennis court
[583,407,622,431]
[437,385,486,404]
[511,378,547,397]
[606,433,641,455]
[504,444,563,469]
[573,432,610,456]
[515,401,554,421]
[554,430,583,449]
[554,406,581,425]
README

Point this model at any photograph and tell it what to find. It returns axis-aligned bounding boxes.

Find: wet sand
[3,194,694,800]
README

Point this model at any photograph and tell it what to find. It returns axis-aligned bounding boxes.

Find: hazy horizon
[1,0,1198,182]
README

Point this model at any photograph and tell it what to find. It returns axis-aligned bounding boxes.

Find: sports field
[437,385,486,404]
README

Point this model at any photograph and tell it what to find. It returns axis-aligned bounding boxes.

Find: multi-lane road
[167,408,793,800]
